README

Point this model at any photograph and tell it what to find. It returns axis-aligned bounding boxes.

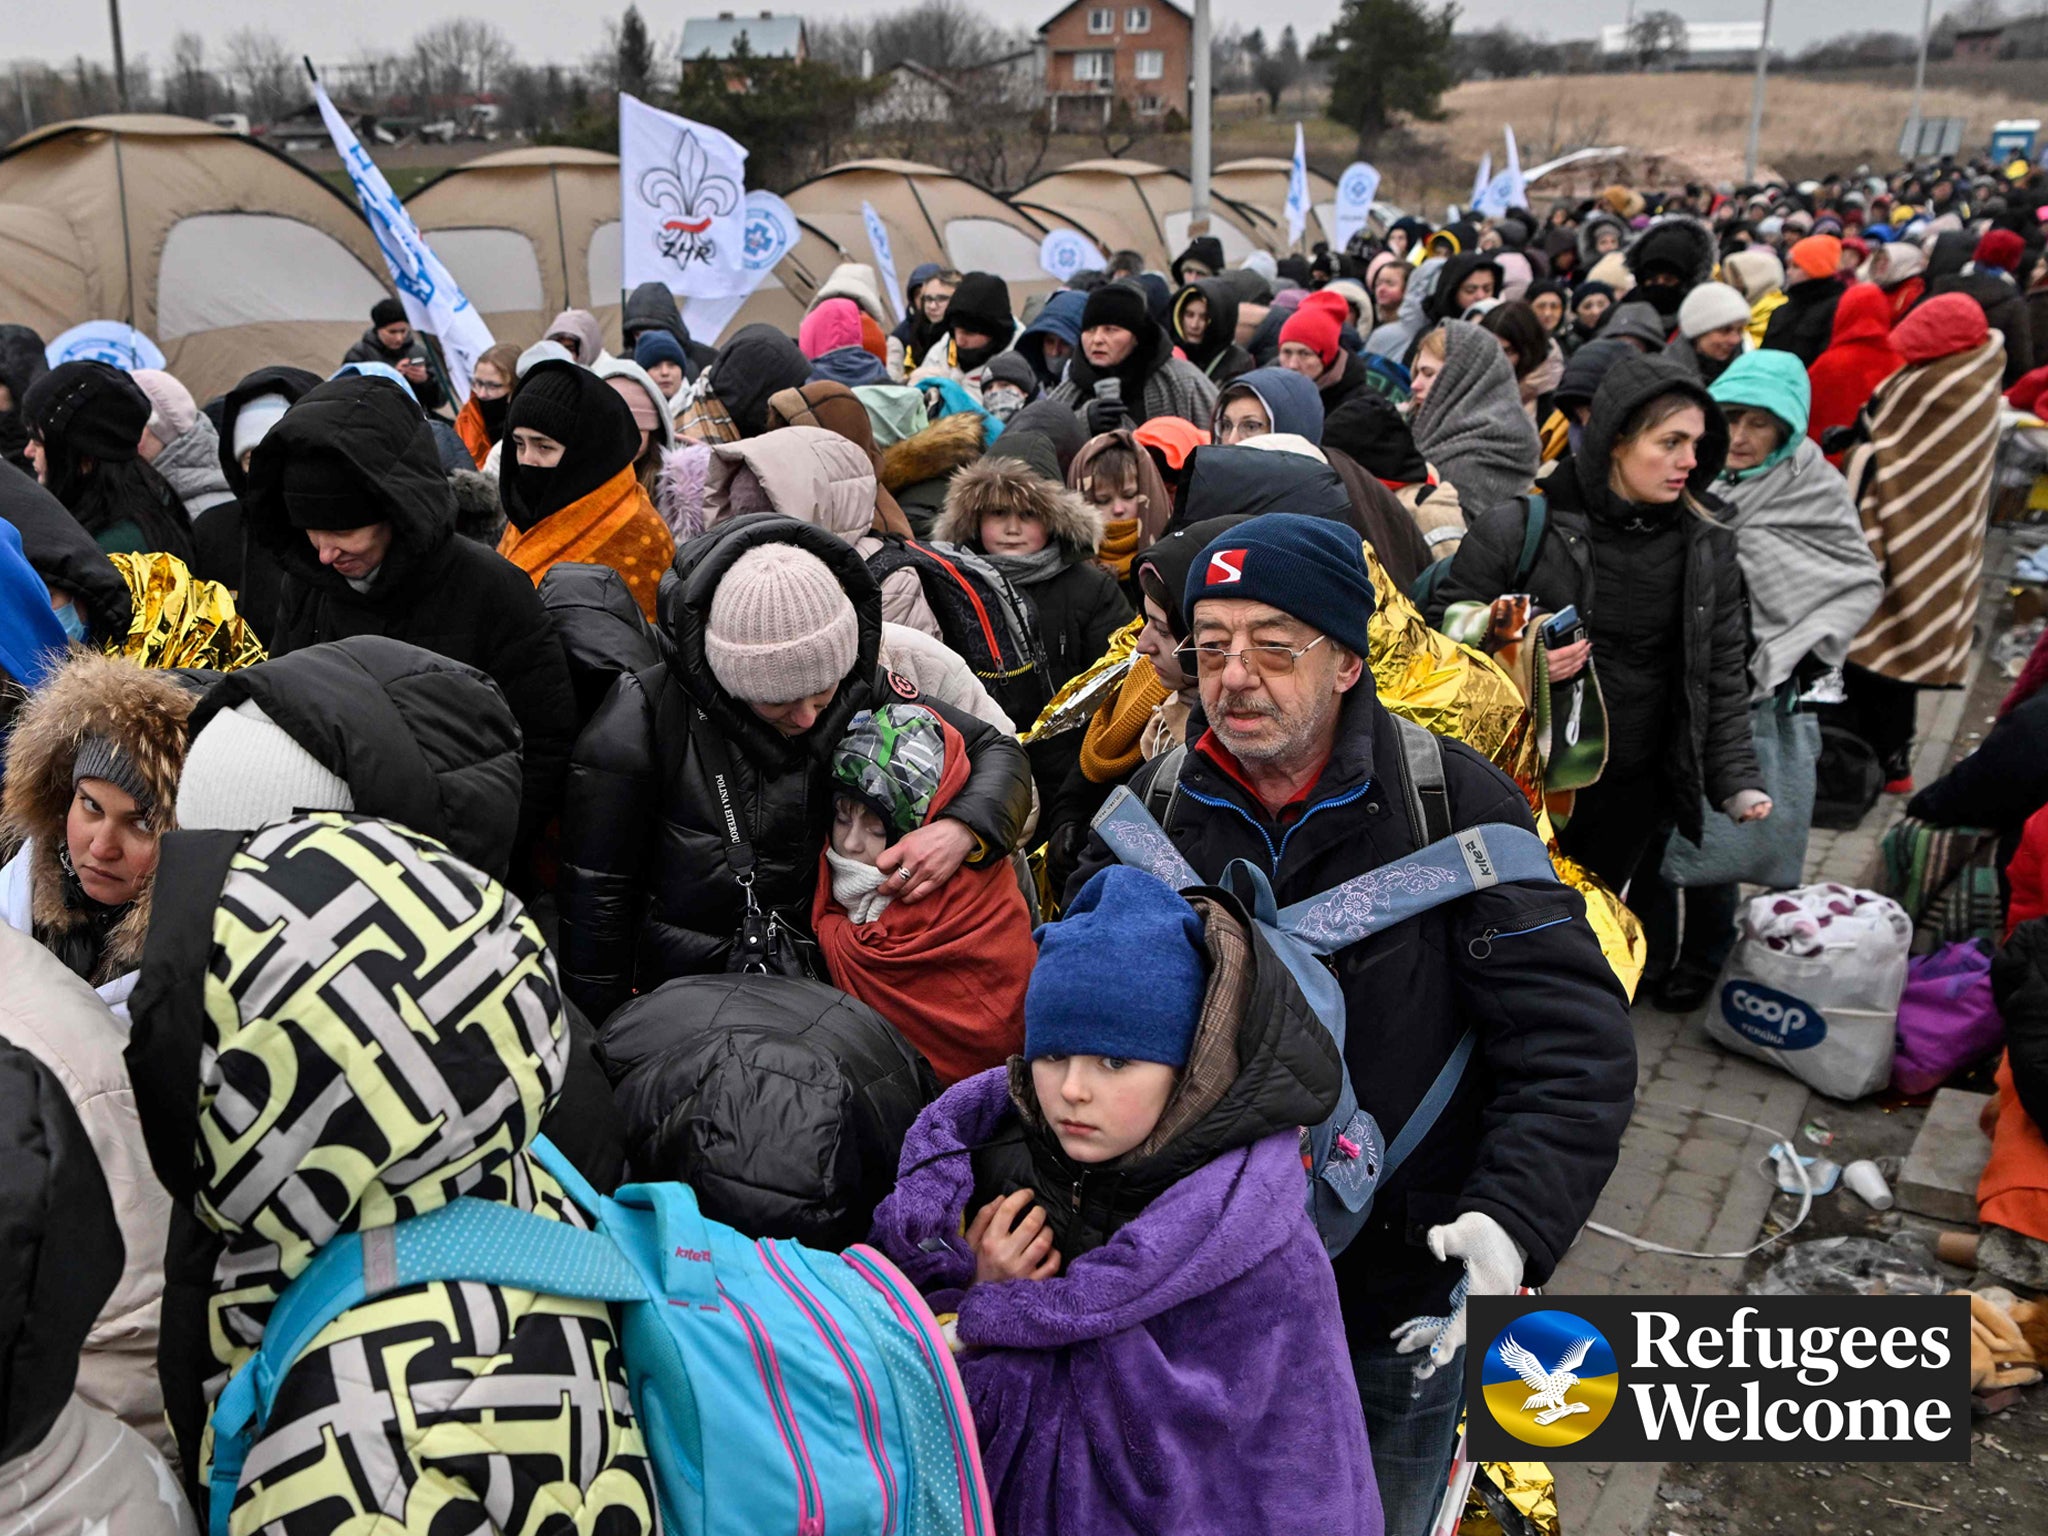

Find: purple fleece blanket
[870,1069,1382,1536]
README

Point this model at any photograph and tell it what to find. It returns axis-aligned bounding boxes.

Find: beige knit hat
[704,542,860,704]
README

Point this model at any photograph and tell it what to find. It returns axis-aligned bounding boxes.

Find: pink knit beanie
[704,542,860,703]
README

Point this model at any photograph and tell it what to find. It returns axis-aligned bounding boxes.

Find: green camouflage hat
[830,704,947,841]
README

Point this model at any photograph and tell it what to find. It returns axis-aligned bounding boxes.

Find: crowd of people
[0,146,2043,1536]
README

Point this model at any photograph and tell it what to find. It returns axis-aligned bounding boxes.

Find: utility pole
[1742,0,1775,184]
[1906,0,1935,160]
[106,0,130,110]
[1189,0,1212,237]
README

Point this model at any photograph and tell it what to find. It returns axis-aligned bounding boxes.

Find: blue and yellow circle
[1480,1309,1619,1447]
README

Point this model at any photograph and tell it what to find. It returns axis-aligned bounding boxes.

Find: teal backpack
[206,1137,994,1536]
[1091,719,1563,1258]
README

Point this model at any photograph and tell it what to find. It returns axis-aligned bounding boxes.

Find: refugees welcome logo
[1481,1310,1619,1447]
[1468,1296,1969,1462]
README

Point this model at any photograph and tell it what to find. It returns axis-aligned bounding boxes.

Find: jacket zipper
[1178,780,1376,872]
[1467,915,1572,959]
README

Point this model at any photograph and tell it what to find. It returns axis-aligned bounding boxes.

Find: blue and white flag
[1470,152,1493,213]
[1285,122,1312,247]
[1332,161,1381,250]
[1475,127,1529,218]
[312,74,493,399]
[864,202,905,324]
[1040,228,1106,282]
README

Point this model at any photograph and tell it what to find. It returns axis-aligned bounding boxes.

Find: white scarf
[826,847,895,925]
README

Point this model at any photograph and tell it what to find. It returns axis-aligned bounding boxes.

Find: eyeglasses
[1179,634,1328,678]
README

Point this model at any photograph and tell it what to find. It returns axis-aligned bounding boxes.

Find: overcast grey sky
[6,0,1980,72]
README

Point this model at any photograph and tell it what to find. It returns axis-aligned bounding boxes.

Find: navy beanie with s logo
[1183,511,1378,657]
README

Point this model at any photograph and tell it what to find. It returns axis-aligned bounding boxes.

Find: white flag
[1332,161,1381,251]
[864,203,905,324]
[313,76,493,399]
[620,93,750,300]
[1477,127,1528,218]
[1285,122,1312,247]
[1470,153,1492,212]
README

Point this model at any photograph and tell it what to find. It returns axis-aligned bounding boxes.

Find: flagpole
[1189,0,1212,238]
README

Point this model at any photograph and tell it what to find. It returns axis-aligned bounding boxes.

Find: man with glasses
[1066,512,1634,1536]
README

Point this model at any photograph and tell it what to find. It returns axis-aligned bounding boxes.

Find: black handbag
[695,709,821,980]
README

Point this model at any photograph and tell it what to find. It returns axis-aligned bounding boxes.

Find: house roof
[680,14,808,60]
[886,59,963,96]
[1036,0,1191,37]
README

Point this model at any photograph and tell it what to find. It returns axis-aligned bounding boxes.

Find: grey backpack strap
[1394,716,1452,848]
[1143,743,1189,830]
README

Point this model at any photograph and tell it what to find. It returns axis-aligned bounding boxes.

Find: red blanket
[812,727,1033,1084]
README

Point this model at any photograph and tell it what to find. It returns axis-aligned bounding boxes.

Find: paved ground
[1548,530,2042,1534]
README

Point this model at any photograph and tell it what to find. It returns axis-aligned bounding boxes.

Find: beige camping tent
[406,146,628,351]
[1211,158,1344,252]
[1011,160,1275,273]
[0,115,393,401]
[785,160,1056,318]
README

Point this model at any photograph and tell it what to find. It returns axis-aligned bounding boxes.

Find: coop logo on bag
[1469,1296,1970,1463]
[1720,980,1826,1050]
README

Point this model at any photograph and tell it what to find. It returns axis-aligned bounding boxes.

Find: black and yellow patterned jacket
[128,815,656,1534]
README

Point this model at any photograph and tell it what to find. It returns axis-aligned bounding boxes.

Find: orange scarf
[497,464,674,621]
[454,397,492,468]
[1078,654,1171,784]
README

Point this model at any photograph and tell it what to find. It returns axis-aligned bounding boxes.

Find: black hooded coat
[1426,354,1760,840]
[243,373,576,861]
[557,513,1035,1022]
[621,280,718,378]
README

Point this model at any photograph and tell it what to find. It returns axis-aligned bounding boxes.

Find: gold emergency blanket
[1462,1460,1559,1536]
[104,552,267,673]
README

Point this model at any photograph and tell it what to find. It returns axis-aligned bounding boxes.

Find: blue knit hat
[1183,512,1377,658]
[634,330,689,372]
[1025,867,1208,1068]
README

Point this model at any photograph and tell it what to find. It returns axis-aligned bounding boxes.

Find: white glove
[1389,1211,1527,1381]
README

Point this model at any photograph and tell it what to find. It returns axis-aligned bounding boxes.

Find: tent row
[0,113,1363,402]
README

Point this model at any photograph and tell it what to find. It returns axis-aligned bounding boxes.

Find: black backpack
[865,534,1053,730]
[1409,491,1548,614]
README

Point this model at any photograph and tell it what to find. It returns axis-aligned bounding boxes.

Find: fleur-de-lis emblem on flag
[640,129,741,268]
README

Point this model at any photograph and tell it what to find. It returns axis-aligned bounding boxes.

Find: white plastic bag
[1703,884,1912,1099]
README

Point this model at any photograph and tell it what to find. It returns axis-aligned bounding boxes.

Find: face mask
[983,384,1028,423]
[1643,283,1686,318]
[477,394,510,441]
[54,600,87,642]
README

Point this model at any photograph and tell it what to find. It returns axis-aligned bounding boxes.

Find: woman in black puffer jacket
[1427,354,1765,894]
[558,513,1034,1023]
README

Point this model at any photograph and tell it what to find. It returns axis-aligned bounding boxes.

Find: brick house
[1038,1,1191,129]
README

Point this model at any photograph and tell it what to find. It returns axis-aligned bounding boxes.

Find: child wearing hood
[813,702,1034,1085]
[871,865,1379,1536]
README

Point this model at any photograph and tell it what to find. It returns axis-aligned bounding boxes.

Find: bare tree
[166,32,222,119]
[1627,10,1690,69]
[814,0,1029,74]
[405,17,515,106]
[223,28,298,122]
[1252,25,1305,112]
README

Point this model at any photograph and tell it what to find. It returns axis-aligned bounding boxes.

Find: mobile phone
[1542,605,1583,646]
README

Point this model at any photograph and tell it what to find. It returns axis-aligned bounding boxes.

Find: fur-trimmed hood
[934,454,1105,556]
[1625,214,1718,289]
[880,411,985,493]
[1576,211,1632,272]
[0,650,194,982]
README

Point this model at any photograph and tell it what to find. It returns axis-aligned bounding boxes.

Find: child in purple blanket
[871,865,1383,1536]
